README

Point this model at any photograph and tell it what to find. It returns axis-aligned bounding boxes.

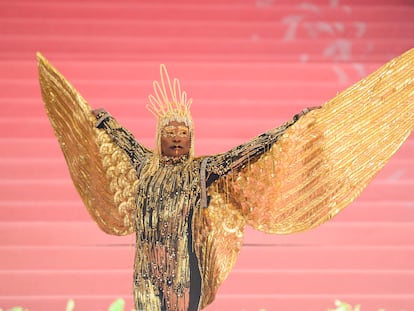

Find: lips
[170,145,183,149]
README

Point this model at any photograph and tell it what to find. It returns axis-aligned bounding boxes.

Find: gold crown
[147,64,193,127]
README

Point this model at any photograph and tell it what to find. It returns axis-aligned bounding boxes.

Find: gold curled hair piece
[147,64,193,128]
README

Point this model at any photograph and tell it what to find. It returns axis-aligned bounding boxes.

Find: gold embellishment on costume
[134,161,197,311]
[96,130,139,230]
[37,53,138,235]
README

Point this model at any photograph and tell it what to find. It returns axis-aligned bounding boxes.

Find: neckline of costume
[159,155,189,166]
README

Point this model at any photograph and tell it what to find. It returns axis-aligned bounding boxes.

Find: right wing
[37,53,141,235]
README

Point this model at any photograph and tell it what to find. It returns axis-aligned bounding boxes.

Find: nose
[172,135,181,143]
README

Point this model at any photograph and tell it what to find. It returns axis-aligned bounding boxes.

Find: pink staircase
[1,1,414,310]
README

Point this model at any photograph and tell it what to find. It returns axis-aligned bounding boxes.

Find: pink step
[219,270,414,295]
[2,19,414,40]
[0,201,92,222]
[1,36,412,63]
[333,201,414,222]
[1,222,414,247]
[0,270,131,296]
[0,222,132,247]
[2,50,407,63]
[234,245,414,270]
[2,2,414,22]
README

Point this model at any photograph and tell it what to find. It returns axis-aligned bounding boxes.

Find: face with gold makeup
[160,121,191,158]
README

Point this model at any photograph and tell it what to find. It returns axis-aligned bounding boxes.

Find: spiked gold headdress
[146,64,195,161]
[147,64,193,128]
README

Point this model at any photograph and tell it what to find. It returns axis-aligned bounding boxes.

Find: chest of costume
[135,161,201,241]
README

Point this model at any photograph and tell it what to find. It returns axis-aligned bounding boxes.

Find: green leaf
[108,298,125,311]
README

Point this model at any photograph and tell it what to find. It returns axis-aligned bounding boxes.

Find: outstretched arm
[204,107,320,185]
[92,108,152,170]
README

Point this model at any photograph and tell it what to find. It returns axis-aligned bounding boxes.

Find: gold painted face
[162,125,190,138]
[160,121,191,158]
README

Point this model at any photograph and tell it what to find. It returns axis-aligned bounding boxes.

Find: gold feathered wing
[37,53,141,236]
[213,48,414,237]
[197,49,414,307]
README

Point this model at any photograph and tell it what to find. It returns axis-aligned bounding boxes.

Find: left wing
[221,48,414,235]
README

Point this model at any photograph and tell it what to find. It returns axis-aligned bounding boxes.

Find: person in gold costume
[37,49,414,311]
[90,65,315,310]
